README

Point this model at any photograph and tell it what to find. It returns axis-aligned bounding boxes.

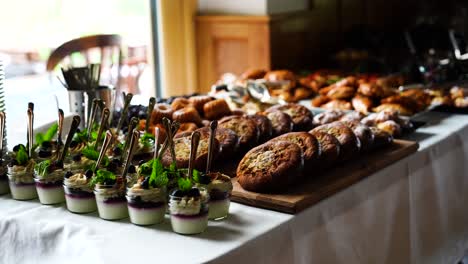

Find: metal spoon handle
[96,130,113,169]
[122,130,139,178]
[94,108,110,150]
[27,109,34,158]
[57,109,64,146]
[157,128,177,159]
[116,92,133,133]
[145,97,156,133]
[153,127,160,160]
[87,99,99,139]
[0,112,5,159]
[206,120,218,174]
[59,116,81,162]
[188,131,200,181]
[120,117,139,163]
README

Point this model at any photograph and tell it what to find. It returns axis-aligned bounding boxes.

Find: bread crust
[195,127,240,158]
[369,127,393,149]
[246,114,273,143]
[311,121,360,161]
[265,103,313,131]
[237,141,303,193]
[219,115,259,152]
[269,132,320,173]
[309,130,340,167]
[341,120,375,152]
[161,136,219,170]
[260,110,293,137]
[203,99,232,120]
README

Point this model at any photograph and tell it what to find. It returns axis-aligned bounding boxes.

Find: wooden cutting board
[228,139,419,214]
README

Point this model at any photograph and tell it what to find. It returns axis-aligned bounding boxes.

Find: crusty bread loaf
[237,141,303,193]
[260,110,293,137]
[311,121,360,161]
[246,114,273,143]
[265,103,314,131]
[309,130,340,168]
[219,115,258,152]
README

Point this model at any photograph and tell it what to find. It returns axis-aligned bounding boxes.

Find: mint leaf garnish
[16,145,29,165]
[34,160,51,177]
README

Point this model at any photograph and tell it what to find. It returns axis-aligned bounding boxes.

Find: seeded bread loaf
[341,120,375,153]
[161,136,219,170]
[308,130,340,168]
[311,121,360,161]
[219,115,259,152]
[265,103,314,131]
[237,141,303,193]
[246,114,273,143]
[260,110,293,137]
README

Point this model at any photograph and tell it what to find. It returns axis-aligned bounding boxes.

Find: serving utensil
[27,109,34,158]
[57,109,64,146]
[205,120,217,174]
[95,130,113,170]
[87,99,99,140]
[145,97,156,133]
[188,131,200,181]
[157,120,179,160]
[122,130,139,179]
[120,117,139,163]
[0,112,5,160]
[58,116,81,162]
[94,108,110,150]
[153,127,160,160]
[115,92,133,134]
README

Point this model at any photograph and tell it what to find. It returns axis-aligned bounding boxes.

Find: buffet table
[2,75,468,263]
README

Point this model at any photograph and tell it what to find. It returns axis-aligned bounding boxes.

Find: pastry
[311,121,361,161]
[189,95,213,114]
[151,103,173,124]
[203,99,232,120]
[454,97,468,108]
[372,103,413,116]
[237,141,303,193]
[308,130,340,168]
[339,111,365,123]
[352,96,373,113]
[381,95,420,113]
[195,127,240,158]
[311,95,330,107]
[294,87,314,101]
[172,106,203,126]
[321,100,353,110]
[260,110,293,137]
[377,120,402,137]
[357,83,386,98]
[162,135,219,170]
[240,69,267,80]
[269,132,321,173]
[369,127,393,149]
[246,114,273,143]
[313,109,346,126]
[263,70,297,90]
[171,97,191,111]
[176,122,199,135]
[341,120,375,152]
[265,103,314,131]
[326,86,356,100]
[219,115,259,152]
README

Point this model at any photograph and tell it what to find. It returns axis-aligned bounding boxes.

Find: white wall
[198,0,308,15]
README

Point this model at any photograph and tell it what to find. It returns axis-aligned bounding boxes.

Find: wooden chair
[46,34,123,87]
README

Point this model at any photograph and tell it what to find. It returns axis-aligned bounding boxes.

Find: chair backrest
[46,34,123,87]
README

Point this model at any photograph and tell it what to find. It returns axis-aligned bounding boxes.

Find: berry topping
[187,188,201,198]
[141,177,150,189]
[106,162,118,173]
[171,189,186,197]
[111,158,122,166]
[53,160,64,169]
[65,171,73,178]
[41,141,52,148]
[13,144,25,152]
[198,174,212,185]
[8,159,18,167]
[84,169,93,178]
[112,147,122,156]
[128,165,136,174]
[69,141,78,148]
[38,149,52,158]
[138,160,146,166]
[72,154,82,162]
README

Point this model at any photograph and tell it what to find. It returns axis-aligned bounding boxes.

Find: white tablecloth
[2,75,468,264]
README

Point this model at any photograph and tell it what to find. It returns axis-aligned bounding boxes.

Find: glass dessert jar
[34,169,65,205]
[8,161,37,200]
[169,187,209,235]
[94,183,128,220]
[0,160,9,195]
[63,172,97,213]
[127,185,167,225]
[200,173,233,220]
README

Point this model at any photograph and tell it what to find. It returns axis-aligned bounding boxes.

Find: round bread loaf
[309,130,340,168]
[341,120,375,153]
[203,99,232,120]
[313,109,346,126]
[151,103,173,124]
[261,110,293,137]
[246,114,273,143]
[269,132,321,173]
[369,127,394,149]
[237,141,303,193]
[189,95,213,114]
[311,121,360,161]
[265,103,313,131]
[172,106,202,126]
[219,115,259,152]
[195,126,240,158]
[161,135,219,170]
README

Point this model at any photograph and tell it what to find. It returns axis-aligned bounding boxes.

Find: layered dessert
[63,170,97,213]
[93,170,128,220]
[7,146,37,200]
[134,133,155,160]
[125,165,138,188]
[169,186,209,235]
[64,153,94,174]
[198,172,233,220]
[127,179,167,225]
[34,159,65,205]
[0,160,9,195]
